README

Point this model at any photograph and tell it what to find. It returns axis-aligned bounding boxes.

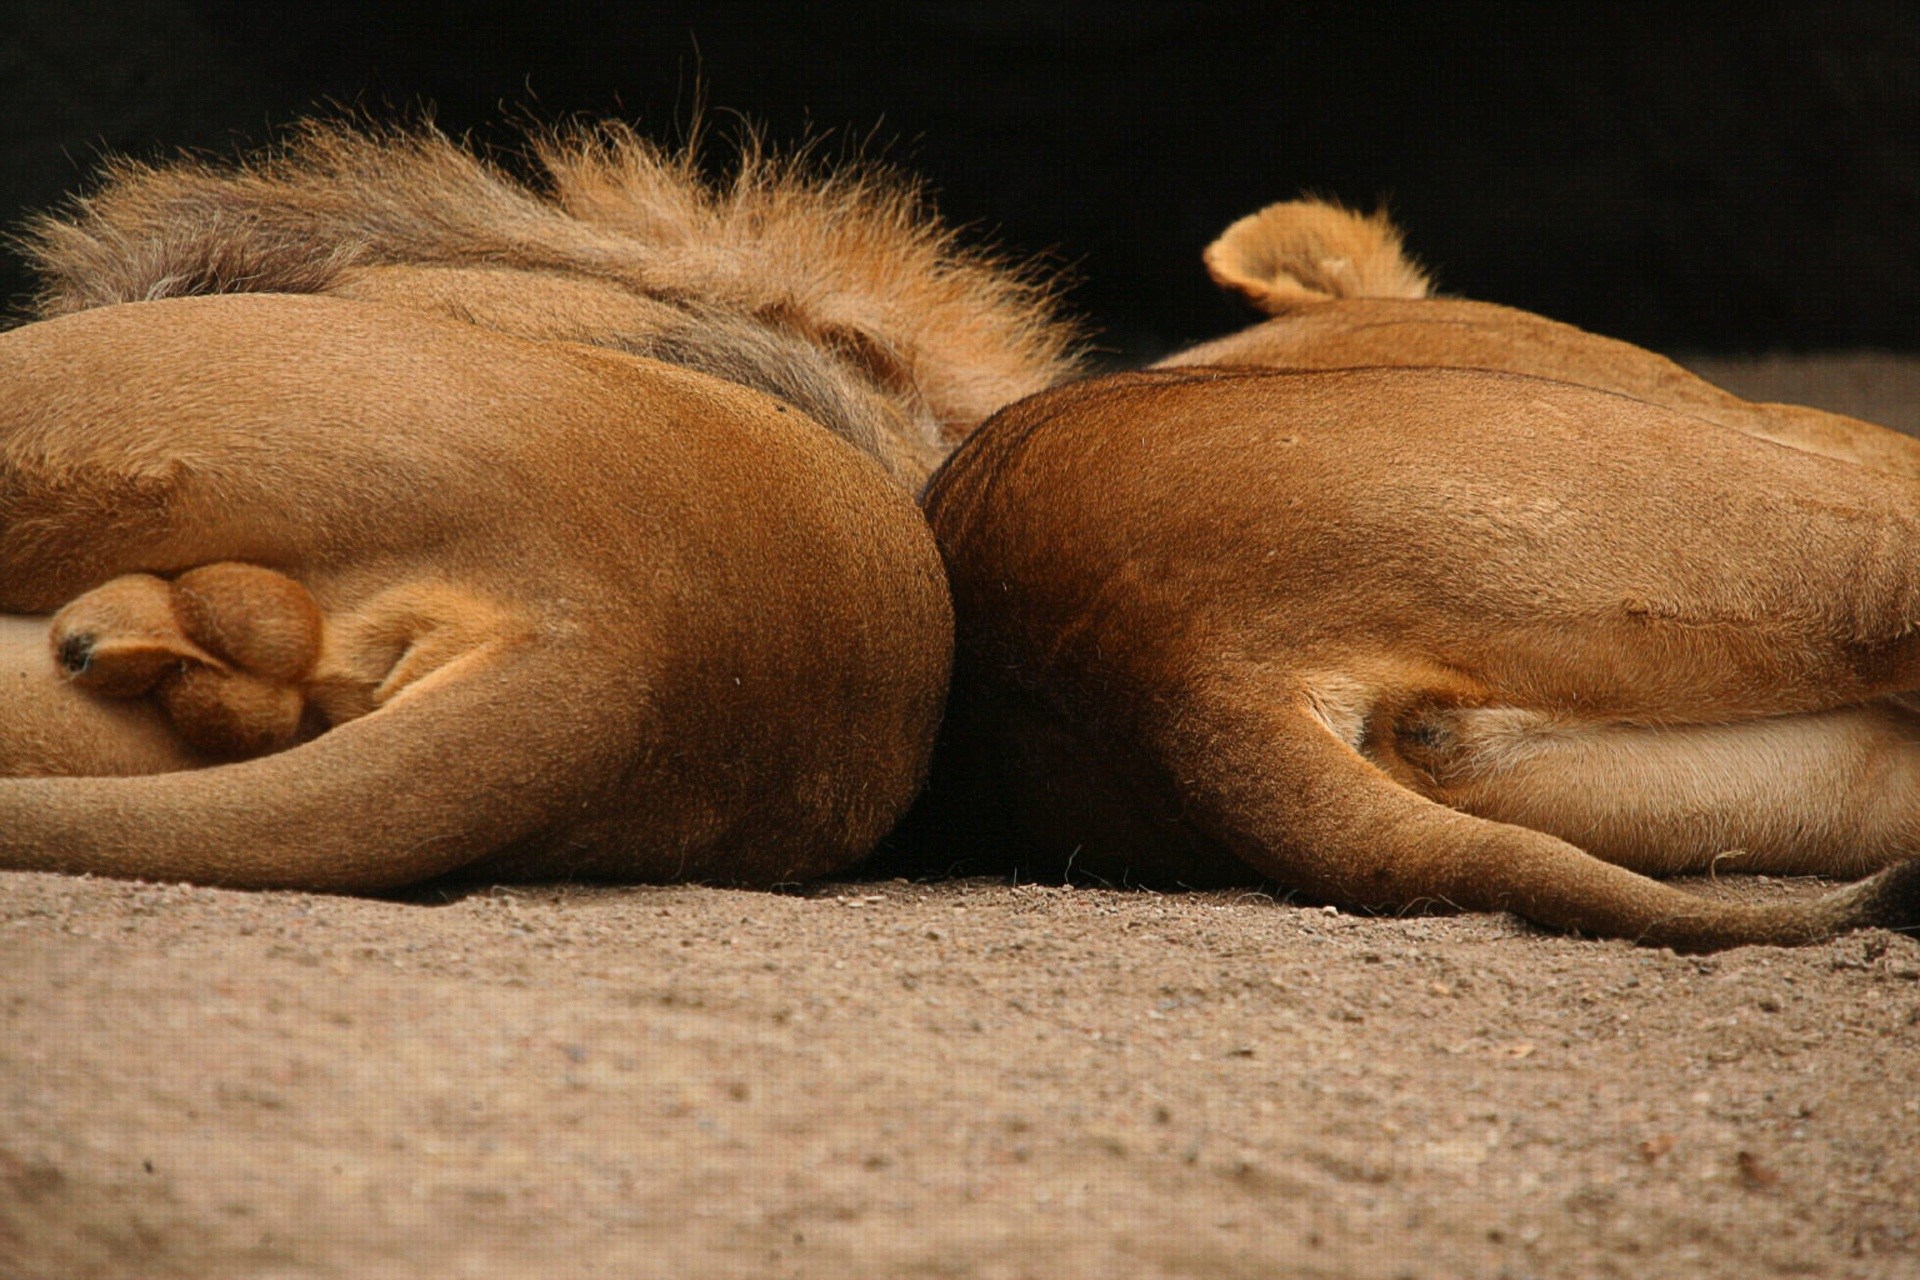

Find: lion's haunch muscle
[911,196,1920,952]
[0,295,952,888]
[0,119,1085,892]
[923,368,1920,949]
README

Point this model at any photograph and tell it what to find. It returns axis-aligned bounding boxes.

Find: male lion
[0,120,1079,890]
[918,198,1920,951]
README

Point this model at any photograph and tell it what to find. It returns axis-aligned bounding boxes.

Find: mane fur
[16,119,1085,484]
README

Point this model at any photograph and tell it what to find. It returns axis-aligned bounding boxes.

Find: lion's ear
[1202,199,1431,315]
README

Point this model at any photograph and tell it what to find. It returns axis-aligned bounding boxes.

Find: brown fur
[917,198,1920,951]
[1201,198,1430,313]
[21,120,1082,487]
[0,121,1082,890]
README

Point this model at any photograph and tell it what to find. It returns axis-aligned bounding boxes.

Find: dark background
[3,1,1915,360]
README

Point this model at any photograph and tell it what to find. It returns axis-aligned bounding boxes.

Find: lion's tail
[1202,198,1431,315]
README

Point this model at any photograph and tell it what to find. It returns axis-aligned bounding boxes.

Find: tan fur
[1172,202,1919,480]
[50,563,322,756]
[919,198,1920,951]
[22,120,1082,487]
[1201,199,1430,313]
[0,121,1083,891]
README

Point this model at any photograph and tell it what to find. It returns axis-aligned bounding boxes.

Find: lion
[0,120,1080,890]
[915,197,1920,951]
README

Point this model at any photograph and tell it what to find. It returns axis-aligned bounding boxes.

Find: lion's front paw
[50,564,323,758]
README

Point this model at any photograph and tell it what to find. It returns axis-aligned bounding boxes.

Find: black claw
[57,634,94,675]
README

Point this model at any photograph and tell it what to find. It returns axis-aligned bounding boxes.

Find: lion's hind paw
[50,564,323,758]
[51,574,218,695]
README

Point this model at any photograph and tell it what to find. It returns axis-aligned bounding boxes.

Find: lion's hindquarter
[951,367,1920,717]
[1157,297,1920,483]
[0,294,950,886]
[929,366,1920,884]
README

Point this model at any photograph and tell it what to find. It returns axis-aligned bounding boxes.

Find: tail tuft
[1852,854,1920,938]
[1202,198,1431,314]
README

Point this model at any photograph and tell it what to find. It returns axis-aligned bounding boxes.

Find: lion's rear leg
[49,563,323,759]
[1143,670,1920,950]
[1386,702,1920,880]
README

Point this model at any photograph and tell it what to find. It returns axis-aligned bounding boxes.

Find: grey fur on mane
[18,119,1083,485]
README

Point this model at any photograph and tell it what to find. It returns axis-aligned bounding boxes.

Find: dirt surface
[4,873,1919,1280]
[6,355,1920,1280]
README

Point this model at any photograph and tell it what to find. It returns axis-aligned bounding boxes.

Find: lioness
[918,199,1920,951]
[0,120,1079,890]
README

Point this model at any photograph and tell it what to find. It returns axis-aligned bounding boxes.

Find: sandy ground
[1682,352,1920,436]
[6,355,1920,1280]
